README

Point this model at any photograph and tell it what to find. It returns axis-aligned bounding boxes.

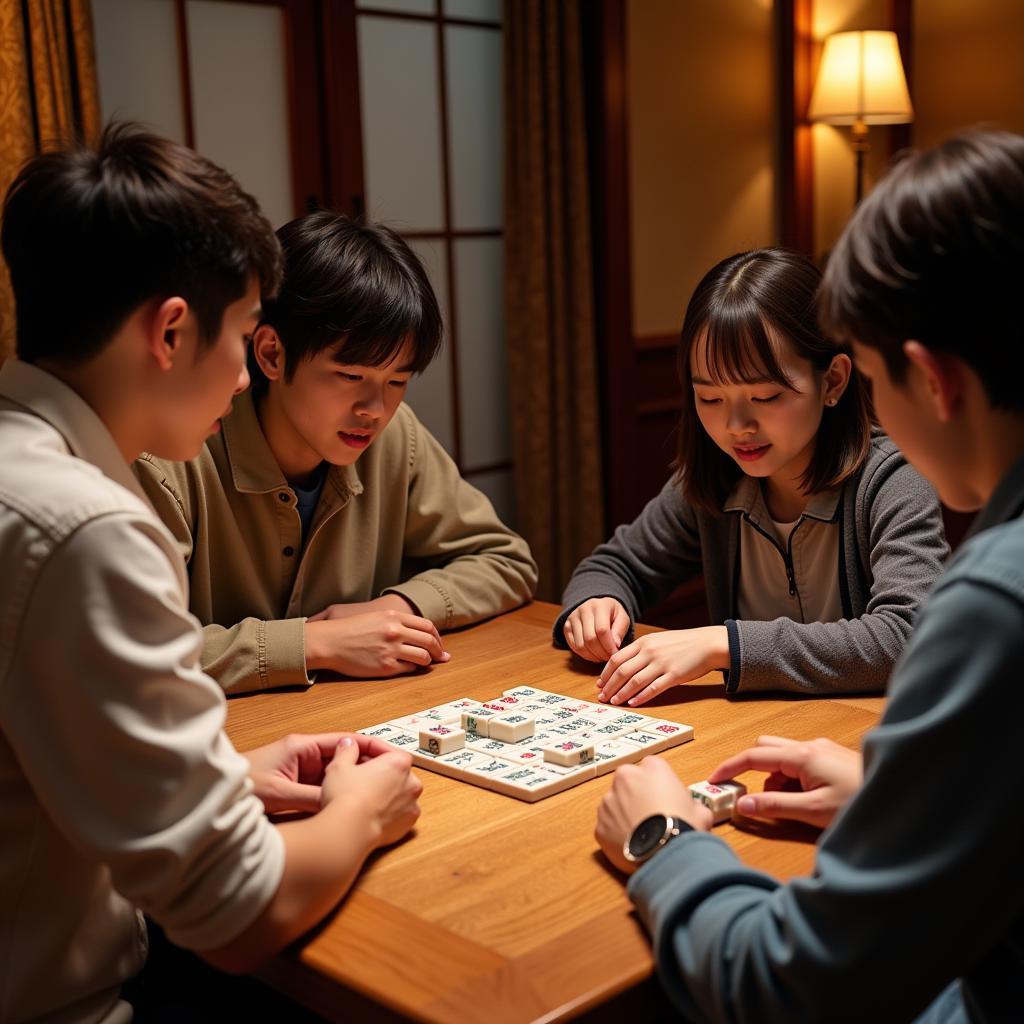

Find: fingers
[708,745,804,784]
[735,789,831,828]
[305,608,328,622]
[563,610,603,662]
[604,662,662,706]
[331,736,361,768]
[399,623,448,663]
[627,674,675,707]
[266,781,322,815]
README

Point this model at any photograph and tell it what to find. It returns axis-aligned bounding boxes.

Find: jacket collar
[0,359,149,502]
[221,389,363,502]
[722,472,840,529]
[966,454,1024,539]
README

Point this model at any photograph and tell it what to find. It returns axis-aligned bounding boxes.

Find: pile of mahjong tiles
[357,685,696,802]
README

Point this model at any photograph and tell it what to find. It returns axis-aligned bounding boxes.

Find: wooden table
[225,602,884,1023]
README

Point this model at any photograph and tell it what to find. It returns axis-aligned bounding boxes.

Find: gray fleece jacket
[555,434,949,694]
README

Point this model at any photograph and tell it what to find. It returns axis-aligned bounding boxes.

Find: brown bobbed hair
[674,247,873,513]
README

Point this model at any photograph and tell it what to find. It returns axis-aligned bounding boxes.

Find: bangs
[690,314,799,391]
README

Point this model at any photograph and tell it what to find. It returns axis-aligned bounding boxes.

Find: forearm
[726,613,907,694]
[201,796,380,972]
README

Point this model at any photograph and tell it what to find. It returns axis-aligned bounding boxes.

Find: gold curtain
[504,0,604,602]
[0,0,100,363]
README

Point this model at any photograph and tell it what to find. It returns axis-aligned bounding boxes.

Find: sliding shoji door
[92,0,514,523]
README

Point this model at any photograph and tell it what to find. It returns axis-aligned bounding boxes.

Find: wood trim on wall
[775,0,814,255]
[322,0,366,217]
[888,0,913,158]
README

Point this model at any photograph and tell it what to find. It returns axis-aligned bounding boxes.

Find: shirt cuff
[723,619,742,693]
[261,617,313,690]
[384,580,451,627]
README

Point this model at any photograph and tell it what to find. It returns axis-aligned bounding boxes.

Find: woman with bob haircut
[556,246,948,702]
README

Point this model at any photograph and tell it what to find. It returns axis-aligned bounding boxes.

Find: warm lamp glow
[809,31,913,125]
[809,30,912,203]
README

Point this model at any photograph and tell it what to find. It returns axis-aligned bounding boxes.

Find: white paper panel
[454,238,509,467]
[92,0,185,142]
[443,0,502,23]
[358,0,437,13]
[358,17,444,230]
[403,238,455,456]
[464,468,516,529]
[187,1,294,228]
[444,26,503,229]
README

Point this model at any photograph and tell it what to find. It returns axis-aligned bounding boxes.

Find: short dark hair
[675,247,873,513]
[819,128,1024,412]
[252,211,443,392]
[1,121,282,364]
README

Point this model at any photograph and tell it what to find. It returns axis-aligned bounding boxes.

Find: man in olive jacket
[136,212,536,695]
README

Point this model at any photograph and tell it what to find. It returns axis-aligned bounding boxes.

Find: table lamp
[808,30,913,202]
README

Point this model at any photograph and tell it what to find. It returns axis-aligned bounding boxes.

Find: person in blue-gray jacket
[595,128,1024,1024]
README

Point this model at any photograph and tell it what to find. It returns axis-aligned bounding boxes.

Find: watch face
[627,814,668,860]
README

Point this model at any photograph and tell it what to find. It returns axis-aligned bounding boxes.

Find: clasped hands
[304,593,450,677]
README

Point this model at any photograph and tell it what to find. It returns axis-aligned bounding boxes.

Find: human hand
[243,732,387,814]
[562,598,631,661]
[321,737,423,848]
[595,756,713,874]
[597,626,730,705]
[304,609,450,676]
[709,735,863,829]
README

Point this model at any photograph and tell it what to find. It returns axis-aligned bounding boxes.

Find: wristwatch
[623,813,694,865]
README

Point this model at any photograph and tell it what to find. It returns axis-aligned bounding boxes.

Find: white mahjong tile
[546,716,592,737]
[357,723,420,751]
[502,686,553,699]
[541,737,596,767]
[593,739,644,776]
[465,734,517,759]
[609,712,647,730]
[618,730,664,752]
[575,705,623,724]
[587,720,632,740]
[530,692,570,706]
[460,705,499,737]
[502,744,548,766]
[558,700,601,715]
[388,711,448,730]
[429,748,494,780]
[418,724,466,755]
[489,712,536,743]
[486,762,595,800]
[463,756,520,781]
[440,697,481,715]
[487,694,532,710]
[689,779,747,824]
[638,719,695,749]
[537,761,598,781]
[544,706,578,722]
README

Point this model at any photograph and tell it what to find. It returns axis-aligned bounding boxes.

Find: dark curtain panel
[0,0,100,363]
[504,0,605,602]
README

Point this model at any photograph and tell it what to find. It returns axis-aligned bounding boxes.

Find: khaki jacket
[135,391,537,694]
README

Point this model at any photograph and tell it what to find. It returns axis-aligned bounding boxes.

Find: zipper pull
[786,564,796,597]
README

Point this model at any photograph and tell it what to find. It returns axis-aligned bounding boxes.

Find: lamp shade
[808,30,913,125]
